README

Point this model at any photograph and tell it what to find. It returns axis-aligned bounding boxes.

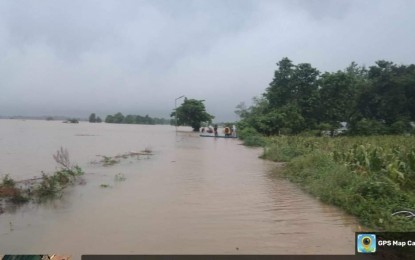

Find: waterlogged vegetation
[95,149,154,167]
[242,136,415,231]
[0,146,154,214]
[0,147,84,207]
[235,58,415,232]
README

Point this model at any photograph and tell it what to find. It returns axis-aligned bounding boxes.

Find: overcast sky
[1,0,414,121]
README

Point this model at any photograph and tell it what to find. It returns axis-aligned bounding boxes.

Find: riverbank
[244,135,415,232]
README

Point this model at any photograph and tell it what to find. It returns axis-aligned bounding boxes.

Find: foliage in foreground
[261,135,415,231]
[0,147,84,204]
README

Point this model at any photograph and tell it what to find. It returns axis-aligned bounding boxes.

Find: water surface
[0,119,361,258]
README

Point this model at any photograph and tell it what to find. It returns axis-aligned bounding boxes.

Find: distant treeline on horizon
[90,112,172,125]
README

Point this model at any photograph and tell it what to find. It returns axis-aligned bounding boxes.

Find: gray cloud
[0,0,414,121]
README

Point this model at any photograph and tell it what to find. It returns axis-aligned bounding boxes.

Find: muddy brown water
[0,119,362,258]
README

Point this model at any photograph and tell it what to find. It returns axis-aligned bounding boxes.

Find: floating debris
[95,150,154,167]
[114,173,126,182]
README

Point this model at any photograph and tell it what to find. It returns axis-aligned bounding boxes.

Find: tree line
[98,112,171,125]
[236,58,415,136]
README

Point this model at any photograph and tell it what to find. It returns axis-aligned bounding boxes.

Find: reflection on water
[0,119,360,258]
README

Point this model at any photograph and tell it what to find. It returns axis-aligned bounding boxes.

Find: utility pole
[175,95,185,132]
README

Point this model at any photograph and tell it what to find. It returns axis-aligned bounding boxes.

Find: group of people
[201,124,237,137]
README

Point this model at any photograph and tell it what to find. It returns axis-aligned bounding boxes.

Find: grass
[259,135,415,232]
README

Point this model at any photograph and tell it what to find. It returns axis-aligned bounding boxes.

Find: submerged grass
[260,135,415,231]
[97,149,154,166]
[0,148,85,205]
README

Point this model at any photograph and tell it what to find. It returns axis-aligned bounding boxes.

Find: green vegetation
[2,174,16,187]
[237,127,265,147]
[104,112,170,125]
[97,150,154,167]
[237,58,415,136]
[0,147,84,205]
[171,98,214,131]
[89,113,102,123]
[258,136,415,231]
[63,118,79,124]
[101,156,120,166]
[0,174,28,204]
[235,57,415,232]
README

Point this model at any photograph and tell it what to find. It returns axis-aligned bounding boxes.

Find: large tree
[318,71,358,131]
[261,58,320,133]
[171,98,214,131]
[89,113,96,123]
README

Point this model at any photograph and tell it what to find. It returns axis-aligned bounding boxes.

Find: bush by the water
[238,127,265,147]
[0,148,84,204]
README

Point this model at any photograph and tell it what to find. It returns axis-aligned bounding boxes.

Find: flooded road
[0,119,360,258]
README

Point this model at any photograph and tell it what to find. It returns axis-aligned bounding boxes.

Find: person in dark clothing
[214,124,218,136]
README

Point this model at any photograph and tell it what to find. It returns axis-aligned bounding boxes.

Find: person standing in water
[224,127,230,137]
[214,124,218,136]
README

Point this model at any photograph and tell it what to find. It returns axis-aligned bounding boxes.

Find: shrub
[237,127,265,147]
[351,118,388,135]
[390,120,411,134]
[243,135,265,147]
[35,173,62,198]
[1,174,16,187]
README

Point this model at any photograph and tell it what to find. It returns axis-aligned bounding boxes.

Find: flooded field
[0,119,361,258]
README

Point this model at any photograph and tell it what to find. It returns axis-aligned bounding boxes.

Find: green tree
[123,115,136,124]
[113,112,125,123]
[318,71,357,133]
[291,63,320,128]
[350,60,415,134]
[263,58,319,131]
[89,113,96,123]
[265,57,295,108]
[105,115,114,123]
[144,114,154,125]
[234,102,249,119]
[96,116,102,123]
[171,98,214,131]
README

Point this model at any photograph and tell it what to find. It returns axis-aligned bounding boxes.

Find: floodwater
[0,119,362,258]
